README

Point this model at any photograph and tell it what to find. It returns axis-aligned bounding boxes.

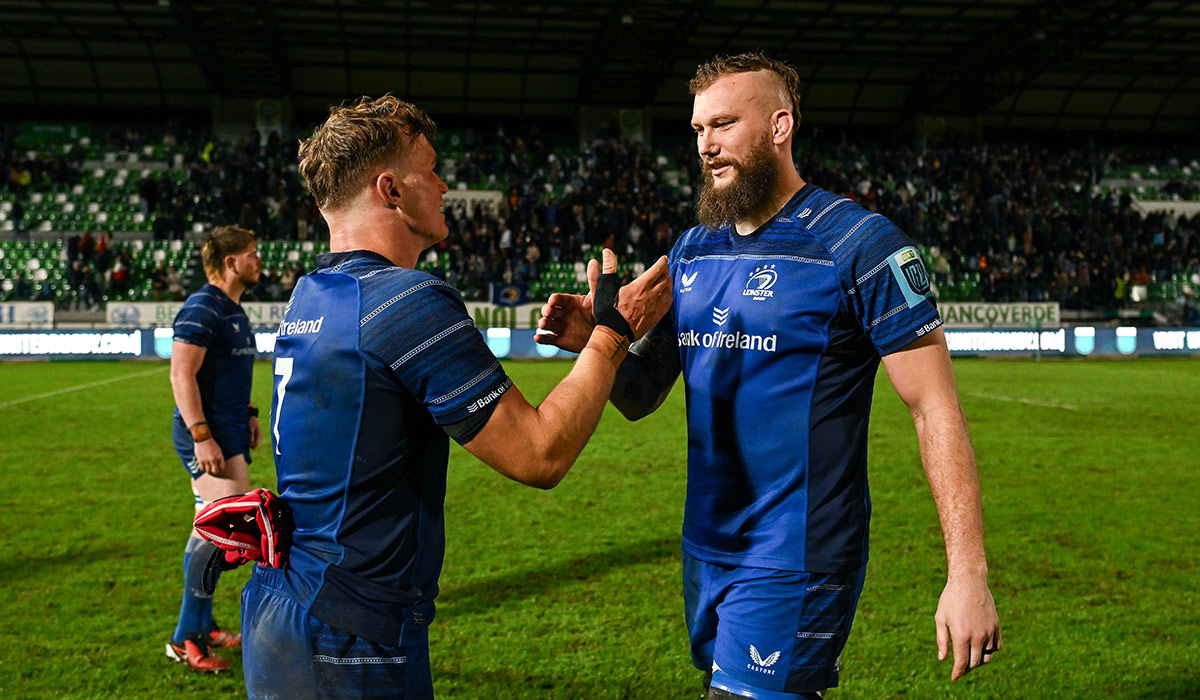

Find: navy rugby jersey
[670,184,941,573]
[270,250,511,644]
[172,283,255,420]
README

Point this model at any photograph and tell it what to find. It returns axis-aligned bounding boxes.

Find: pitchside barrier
[93,301,545,331]
[3,325,1200,361]
[2,301,1198,360]
[3,300,1061,331]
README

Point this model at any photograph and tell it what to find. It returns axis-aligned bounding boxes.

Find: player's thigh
[192,454,251,503]
[243,568,320,699]
[683,552,723,671]
[243,567,433,700]
[309,612,432,700]
[709,566,866,698]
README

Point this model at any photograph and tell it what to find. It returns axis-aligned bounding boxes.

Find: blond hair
[201,225,256,282]
[298,95,437,211]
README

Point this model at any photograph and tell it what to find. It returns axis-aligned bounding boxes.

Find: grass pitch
[1,357,1197,699]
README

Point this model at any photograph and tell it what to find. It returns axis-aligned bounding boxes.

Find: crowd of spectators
[45,229,309,308]
[799,139,1200,309]
[1,125,82,198]
[429,127,688,299]
[136,126,326,243]
[3,121,1199,311]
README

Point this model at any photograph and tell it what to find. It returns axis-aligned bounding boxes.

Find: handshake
[535,248,673,358]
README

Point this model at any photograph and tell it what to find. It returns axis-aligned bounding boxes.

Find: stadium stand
[2,123,1198,311]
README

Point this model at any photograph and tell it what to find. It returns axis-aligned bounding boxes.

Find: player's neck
[327,209,423,268]
[733,170,807,236]
[329,228,422,269]
[213,277,245,303]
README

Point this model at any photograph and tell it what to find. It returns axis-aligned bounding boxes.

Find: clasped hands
[536,249,672,352]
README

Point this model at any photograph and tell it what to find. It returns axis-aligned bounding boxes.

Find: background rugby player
[167,224,263,672]
[538,53,1002,700]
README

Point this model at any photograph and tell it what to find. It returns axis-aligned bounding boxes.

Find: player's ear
[770,109,793,145]
[375,172,403,209]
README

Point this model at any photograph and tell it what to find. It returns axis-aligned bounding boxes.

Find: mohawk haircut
[298,95,437,211]
[689,52,802,124]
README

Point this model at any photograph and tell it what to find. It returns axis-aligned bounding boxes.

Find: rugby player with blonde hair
[239,96,671,699]
[166,225,262,672]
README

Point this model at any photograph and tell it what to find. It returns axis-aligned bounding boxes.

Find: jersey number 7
[273,357,294,456]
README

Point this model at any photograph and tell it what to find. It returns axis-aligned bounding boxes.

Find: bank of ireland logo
[749,645,781,674]
[712,307,729,326]
[743,265,777,301]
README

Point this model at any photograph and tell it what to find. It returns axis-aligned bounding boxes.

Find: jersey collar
[732,183,819,238]
[316,249,396,270]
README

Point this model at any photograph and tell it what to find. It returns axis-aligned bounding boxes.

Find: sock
[172,536,218,643]
[200,567,222,631]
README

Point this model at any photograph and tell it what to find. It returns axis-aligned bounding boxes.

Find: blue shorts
[242,566,433,700]
[683,553,867,698]
[173,414,252,480]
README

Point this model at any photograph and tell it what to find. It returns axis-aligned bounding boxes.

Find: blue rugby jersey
[270,250,511,644]
[172,283,255,421]
[671,184,941,573]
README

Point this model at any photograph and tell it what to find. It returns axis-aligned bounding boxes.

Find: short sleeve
[360,277,512,427]
[842,219,942,356]
[172,293,220,348]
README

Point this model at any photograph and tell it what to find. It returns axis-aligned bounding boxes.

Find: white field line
[0,366,165,409]
[963,391,1077,411]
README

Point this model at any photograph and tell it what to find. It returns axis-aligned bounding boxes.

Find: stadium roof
[2,0,1199,132]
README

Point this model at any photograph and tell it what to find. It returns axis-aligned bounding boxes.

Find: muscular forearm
[526,338,622,485]
[170,370,207,428]
[467,327,624,489]
[170,341,211,429]
[913,402,988,581]
[886,331,1000,679]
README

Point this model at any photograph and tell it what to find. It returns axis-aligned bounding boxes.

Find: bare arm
[462,330,622,489]
[169,340,226,475]
[881,326,1001,681]
[464,249,673,488]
